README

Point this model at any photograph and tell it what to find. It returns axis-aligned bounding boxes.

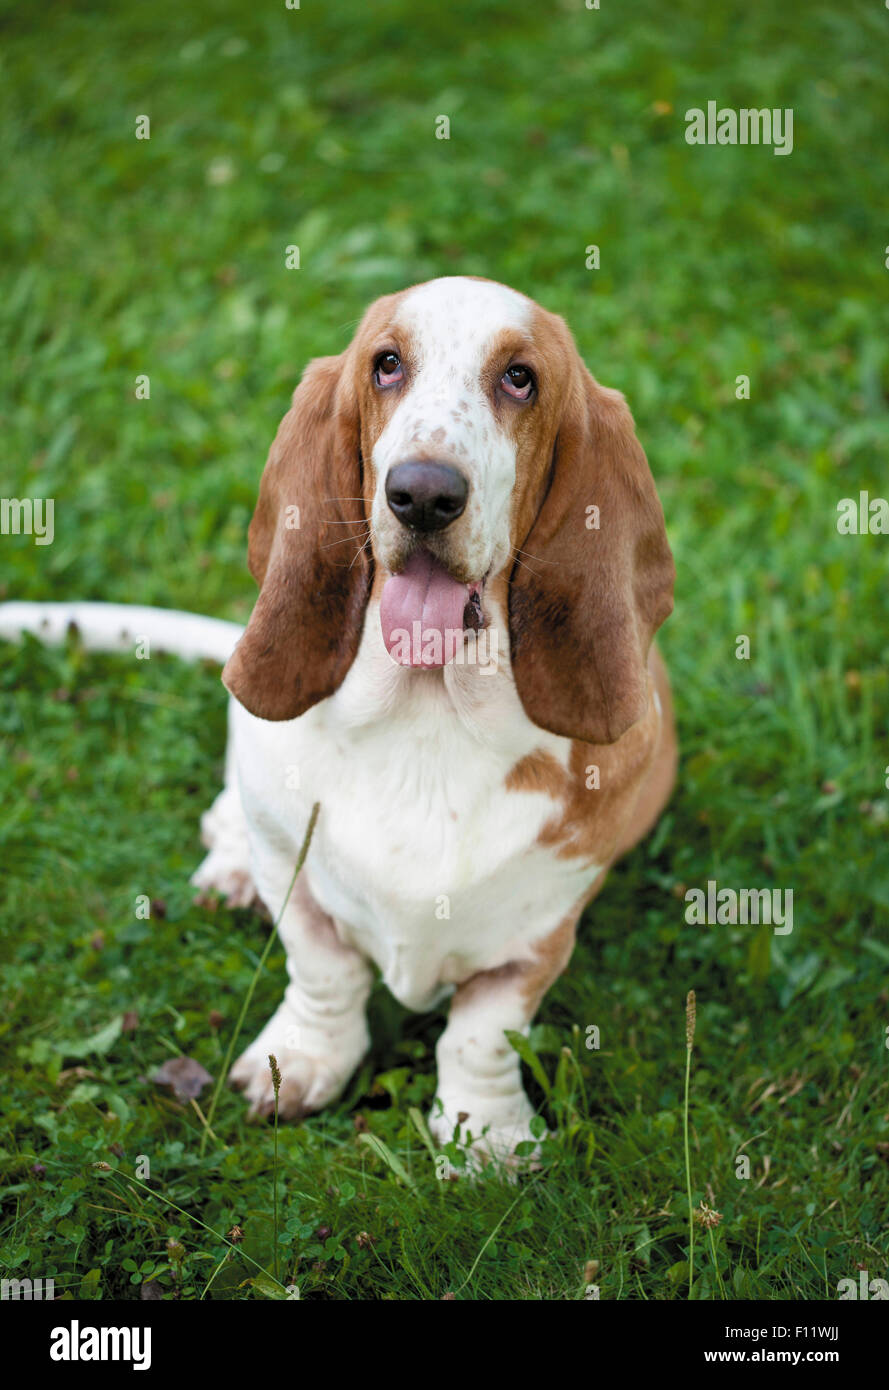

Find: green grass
[1,0,888,1300]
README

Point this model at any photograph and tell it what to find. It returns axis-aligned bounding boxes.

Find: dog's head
[222,276,674,743]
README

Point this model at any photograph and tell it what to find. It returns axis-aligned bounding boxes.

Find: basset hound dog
[0,274,676,1164]
[195,274,677,1161]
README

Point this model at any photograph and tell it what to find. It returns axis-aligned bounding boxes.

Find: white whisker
[511,553,543,578]
[348,533,374,571]
[320,529,371,551]
[513,547,559,566]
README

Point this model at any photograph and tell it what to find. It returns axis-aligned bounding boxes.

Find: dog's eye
[374,351,403,386]
[501,364,534,400]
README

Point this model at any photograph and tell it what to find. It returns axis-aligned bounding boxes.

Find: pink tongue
[380,551,469,667]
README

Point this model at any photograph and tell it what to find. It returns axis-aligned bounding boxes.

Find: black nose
[385,460,469,533]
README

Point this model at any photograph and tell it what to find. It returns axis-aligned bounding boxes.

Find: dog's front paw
[229,1012,368,1119]
[191,851,258,910]
[428,1094,543,1174]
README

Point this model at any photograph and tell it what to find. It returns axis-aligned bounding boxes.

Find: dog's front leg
[429,913,578,1165]
[230,875,373,1119]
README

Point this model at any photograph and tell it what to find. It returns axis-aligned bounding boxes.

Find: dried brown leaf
[151,1056,213,1102]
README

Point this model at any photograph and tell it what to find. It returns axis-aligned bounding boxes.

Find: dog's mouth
[380,549,486,668]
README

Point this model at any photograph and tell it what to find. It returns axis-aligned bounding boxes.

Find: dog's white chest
[232,620,599,1011]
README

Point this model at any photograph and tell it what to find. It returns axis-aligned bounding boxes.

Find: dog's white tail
[0,601,243,664]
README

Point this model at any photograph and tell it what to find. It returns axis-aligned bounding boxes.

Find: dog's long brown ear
[508,361,674,745]
[222,353,371,721]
